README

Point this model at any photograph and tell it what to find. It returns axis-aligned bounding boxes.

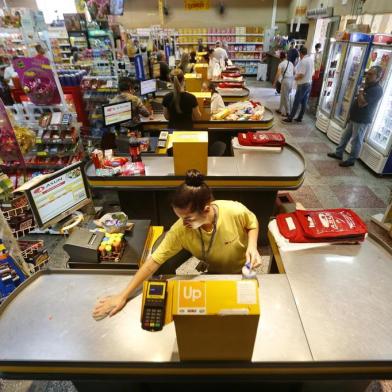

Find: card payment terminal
[141,280,167,332]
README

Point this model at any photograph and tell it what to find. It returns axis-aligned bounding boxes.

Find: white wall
[118,0,291,29]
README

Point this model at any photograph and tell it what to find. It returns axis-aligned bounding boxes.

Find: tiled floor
[1,80,391,392]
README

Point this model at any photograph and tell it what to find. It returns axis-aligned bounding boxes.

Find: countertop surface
[0,272,311,363]
[85,147,305,180]
[281,237,392,361]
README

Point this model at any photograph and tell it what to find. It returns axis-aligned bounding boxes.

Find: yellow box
[184,73,202,92]
[191,91,211,121]
[194,63,208,81]
[172,279,260,360]
[172,131,208,175]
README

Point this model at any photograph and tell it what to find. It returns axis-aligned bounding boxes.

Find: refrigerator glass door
[366,66,392,155]
[365,46,392,88]
[333,44,367,127]
[319,41,347,117]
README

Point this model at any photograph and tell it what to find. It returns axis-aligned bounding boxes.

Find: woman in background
[273,51,294,117]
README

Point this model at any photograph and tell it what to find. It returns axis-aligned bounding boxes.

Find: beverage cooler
[316,33,350,133]
[360,34,392,174]
[327,33,373,144]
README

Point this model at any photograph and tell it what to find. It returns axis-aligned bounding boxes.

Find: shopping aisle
[247,79,392,224]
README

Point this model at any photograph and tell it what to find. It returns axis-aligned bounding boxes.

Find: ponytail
[170,68,185,114]
[172,169,214,213]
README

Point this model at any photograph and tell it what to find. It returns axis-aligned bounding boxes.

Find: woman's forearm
[247,227,259,248]
[120,257,160,300]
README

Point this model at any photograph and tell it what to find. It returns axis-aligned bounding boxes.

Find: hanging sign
[13,57,61,106]
[134,54,146,81]
[295,6,307,17]
[0,99,25,165]
[184,0,210,11]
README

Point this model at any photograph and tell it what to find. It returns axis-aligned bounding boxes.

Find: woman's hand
[92,294,127,321]
[246,246,262,269]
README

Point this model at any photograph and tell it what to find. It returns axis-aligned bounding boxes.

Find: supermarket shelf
[177,42,263,45]
[229,51,262,53]
[232,59,261,62]
[178,33,264,37]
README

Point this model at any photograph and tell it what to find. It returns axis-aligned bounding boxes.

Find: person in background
[4,57,17,88]
[157,51,170,82]
[197,39,205,53]
[212,41,228,66]
[0,65,14,106]
[70,47,79,65]
[178,52,194,74]
[313,43,322,79]
[327,66,383,167]
[283,46,314,123]
[189,51,197,64]
[34,44,47,59]
[111,77,152,123]
[287,41,299,65]
[273,51,294,117]
[93,169,262,319]
[208,82,225,114]
[162,68,201,130]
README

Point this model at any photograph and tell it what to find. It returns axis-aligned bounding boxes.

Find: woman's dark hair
[279,51,287,60]
[172,169,213,213]
[190,51,197,63]
[208,81,218,94]
[170,68,185,114]
[118,77,133,92]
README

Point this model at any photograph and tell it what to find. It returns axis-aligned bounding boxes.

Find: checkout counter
[1,233,392,381]
[85,145,306,245]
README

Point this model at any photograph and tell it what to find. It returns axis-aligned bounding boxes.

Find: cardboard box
[191,92,211,121]
[194,63,208,81]
[172,131,208,175]
[172,279,260,360]
[184,73,202,92]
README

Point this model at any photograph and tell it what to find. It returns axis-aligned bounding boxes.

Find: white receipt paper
[237,281,257,305]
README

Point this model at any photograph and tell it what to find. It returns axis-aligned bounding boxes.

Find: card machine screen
[142,281,167,332]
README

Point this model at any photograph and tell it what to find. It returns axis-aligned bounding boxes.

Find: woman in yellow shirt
[93,169,262,319]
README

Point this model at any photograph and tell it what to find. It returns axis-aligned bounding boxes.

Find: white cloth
[268,219,331,252]
[313,51,322,71]
[212,47,228,63]
[4,65,17,88]
[295,55,314,85]
[278,60,294,81]
[211,92,225,114]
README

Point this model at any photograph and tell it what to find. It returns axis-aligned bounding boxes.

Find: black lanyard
[196,206,218,272]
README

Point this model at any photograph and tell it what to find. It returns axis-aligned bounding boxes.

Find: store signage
[295,6,307,17]
[306,7,334,19]
[134,54,145,81]
[13,57,61,106]
[164,44,171,61]
[0,99,25,165]
[184,0,210,11]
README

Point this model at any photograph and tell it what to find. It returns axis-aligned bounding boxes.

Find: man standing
[287,41,299,65]
[327,66,383,167]
[212,41,228,67]
[283,46,314,123]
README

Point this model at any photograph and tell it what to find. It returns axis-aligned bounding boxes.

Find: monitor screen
[140,79,157,96]
[25,162,91,229]
[103,101,132,127]
[110,0,124,15]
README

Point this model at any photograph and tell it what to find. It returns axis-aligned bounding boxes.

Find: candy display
[98,232,126,262]
[211,101,265,121]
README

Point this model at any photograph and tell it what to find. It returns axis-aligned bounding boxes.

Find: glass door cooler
[360,34,392,174]
[316,35,349,133]
[327,33,372,144]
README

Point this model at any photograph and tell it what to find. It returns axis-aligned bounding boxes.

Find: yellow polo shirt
[152,200,258,273]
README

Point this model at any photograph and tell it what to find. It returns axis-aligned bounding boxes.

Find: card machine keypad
[141,280,167,332]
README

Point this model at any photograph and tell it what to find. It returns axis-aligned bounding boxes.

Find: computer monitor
[24,162,92,229]
[103,101,132,127]
[140,79,157,96]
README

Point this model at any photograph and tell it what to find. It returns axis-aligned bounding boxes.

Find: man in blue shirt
[327,66,383,167]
